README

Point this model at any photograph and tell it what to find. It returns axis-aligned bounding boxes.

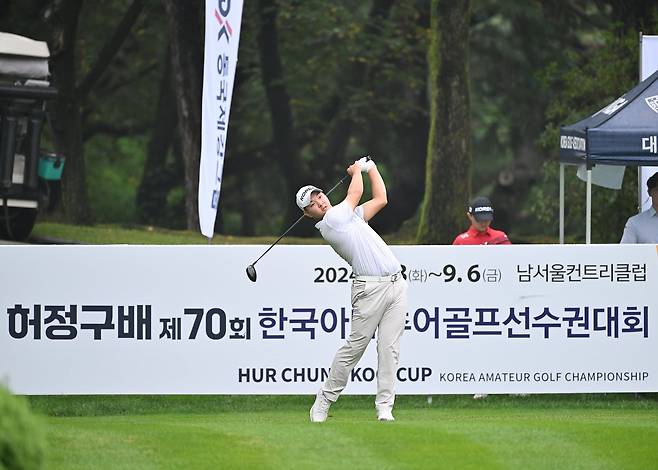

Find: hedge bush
[0,386,45,470]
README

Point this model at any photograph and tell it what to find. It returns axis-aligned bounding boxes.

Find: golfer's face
[468,213,491,232]
[305,192,331,219]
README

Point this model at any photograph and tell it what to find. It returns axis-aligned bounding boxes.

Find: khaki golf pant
[321,273,408,409]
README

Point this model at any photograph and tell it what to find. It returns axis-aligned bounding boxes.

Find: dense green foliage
[0,387,45,470]
[528,28,640,243]
[2,1,658,240]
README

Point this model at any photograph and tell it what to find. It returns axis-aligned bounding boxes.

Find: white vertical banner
[199,0,244,238]
[640,35,658,212]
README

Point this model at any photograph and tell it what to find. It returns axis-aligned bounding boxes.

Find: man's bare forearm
[368,166,387,204]
[345,164,364,208]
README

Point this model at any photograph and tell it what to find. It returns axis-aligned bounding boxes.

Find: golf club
[246,156,371,282]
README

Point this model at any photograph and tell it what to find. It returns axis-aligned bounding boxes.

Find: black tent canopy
[558,68,658,243]
[560,68,658,167]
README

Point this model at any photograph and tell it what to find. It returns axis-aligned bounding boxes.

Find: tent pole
[559,163,565,244]
[638,168,643,214]
[638,31,643,214]
[586,169,592,244]
[640,31,643,80]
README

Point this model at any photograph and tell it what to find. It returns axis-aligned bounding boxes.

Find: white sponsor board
[0,244,656,395]
[198,0,244,238]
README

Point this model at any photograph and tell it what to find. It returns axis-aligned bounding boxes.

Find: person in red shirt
[452,196,511,246]
[454,196,512,399]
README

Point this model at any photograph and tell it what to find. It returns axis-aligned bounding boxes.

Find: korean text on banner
[1,244,657,395]
[198,0,244,238]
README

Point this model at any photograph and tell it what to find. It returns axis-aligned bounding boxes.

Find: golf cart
[0,32,62,241]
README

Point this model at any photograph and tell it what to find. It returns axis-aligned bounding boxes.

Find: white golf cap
[296,185,323,210]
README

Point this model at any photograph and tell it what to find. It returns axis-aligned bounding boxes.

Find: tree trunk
[366,3,430,236]
[48,0,92,224]
[162,0,204,231]
[77,0,145,100]
[368,88,429,235]
[489,121,544,234]
[609,0,657,32]
[45,0,145,224]
[313,0,396,179]
[256,0,306,231]
[136,50,178,225]
[417,0,471,244]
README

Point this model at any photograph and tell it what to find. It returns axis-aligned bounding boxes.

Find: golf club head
[244,155,368,283]
[246,264,257,282]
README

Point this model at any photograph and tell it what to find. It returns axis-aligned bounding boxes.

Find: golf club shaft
[250,213,306,266]
[249,173,350,267]
[323,174,349,196]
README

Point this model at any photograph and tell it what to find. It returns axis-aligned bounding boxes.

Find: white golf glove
[356,156,376,173]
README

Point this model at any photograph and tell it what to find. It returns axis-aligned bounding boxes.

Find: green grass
[27,394,658,469]
[31,222,414,245]
[31,222,326,245]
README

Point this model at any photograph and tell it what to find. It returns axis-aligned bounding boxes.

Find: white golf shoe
[310,391,331,423]
[376,406,395,421]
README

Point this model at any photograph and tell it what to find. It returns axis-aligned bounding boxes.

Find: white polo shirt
[315,201,400,276]
[620,206,658,244]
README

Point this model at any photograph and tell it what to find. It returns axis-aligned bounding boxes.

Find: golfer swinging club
[296,156,408,422]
